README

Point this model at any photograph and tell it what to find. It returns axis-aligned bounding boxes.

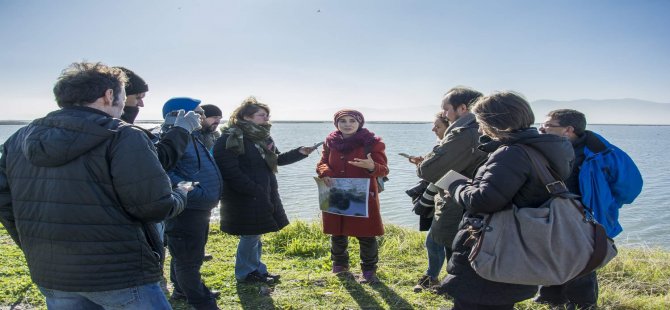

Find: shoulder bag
[464,144,617,286]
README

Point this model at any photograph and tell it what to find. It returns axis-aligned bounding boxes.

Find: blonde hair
[228,96,271,126]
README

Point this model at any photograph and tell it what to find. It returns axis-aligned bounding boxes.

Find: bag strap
[517,144,569,195]
[517,144,610,277]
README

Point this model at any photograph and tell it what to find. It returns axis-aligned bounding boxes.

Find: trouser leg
[330,235,350,267]
[425,232,446,278]
[166,208,216,309]
[357,236,378,272]
[235,235,267,279]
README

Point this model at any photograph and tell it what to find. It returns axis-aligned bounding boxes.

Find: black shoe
[203,253,213,262]
[241,270,275,284]
[209,290,221,299]
[170,291,187,301]
[262,272,281,282]
[171,290,220,301]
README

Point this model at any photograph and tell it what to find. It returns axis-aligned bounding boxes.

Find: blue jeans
[235,235,268,280]
[425,231,447,279]
[38,282,170,310]
[166,209,217,309]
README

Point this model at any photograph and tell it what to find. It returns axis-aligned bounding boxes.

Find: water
[1,122,668,249]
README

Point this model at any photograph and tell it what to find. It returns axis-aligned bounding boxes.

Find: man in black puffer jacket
[0,62,186,309]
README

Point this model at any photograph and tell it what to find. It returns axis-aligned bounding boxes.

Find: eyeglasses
[540,123,564,128]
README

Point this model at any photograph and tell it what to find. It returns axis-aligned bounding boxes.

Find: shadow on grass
[369,281,414,309]
[235,282,276,310]
[336,272,385,309]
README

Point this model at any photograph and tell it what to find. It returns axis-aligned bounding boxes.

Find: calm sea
[1,122,668,249]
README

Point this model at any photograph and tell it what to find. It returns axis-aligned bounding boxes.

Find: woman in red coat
[316,109,389,284]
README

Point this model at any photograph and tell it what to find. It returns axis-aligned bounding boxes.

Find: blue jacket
[579,131,642,237]
[166,132,223,210]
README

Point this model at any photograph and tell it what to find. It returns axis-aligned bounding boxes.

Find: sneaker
[360,270,380,284]
[203,253,214,262]
[210,290,221,299]
[262,272,281,282]
[413,275,439,292]
[241,270,275,284]
[332,265,350,274]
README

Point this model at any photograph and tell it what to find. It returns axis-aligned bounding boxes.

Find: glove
[412,199,434,217]
[174,110,202,133]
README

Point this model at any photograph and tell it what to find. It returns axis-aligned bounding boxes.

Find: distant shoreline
[1,120,669,126]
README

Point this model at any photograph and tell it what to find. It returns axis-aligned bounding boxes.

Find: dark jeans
[538,271,598,308]
[330,235,378,271]
[452,299,514,310]
[166,208,217,310]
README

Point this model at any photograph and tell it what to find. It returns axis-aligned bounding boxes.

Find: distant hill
[274,98,670,124]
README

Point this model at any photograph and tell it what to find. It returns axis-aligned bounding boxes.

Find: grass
[1,221,669,309]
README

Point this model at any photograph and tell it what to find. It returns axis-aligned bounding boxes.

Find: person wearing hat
[159,97,223,310]
[116,67,148,124]
[113,67,200,172]
[316,109,389,284]
[195,104,224,151]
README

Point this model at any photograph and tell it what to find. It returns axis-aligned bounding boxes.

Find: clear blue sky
[1,0,668,121]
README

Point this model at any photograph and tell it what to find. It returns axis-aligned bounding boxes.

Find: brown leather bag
[464,144,617,286]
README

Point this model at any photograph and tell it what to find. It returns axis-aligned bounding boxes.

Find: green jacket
[417,113,486,247]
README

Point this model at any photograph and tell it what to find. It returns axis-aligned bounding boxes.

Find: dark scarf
[223,120,278,173]
[326,128,380,154]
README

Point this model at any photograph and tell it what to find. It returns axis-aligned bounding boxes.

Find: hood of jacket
[21,106,122,167]
[480,128,574,179]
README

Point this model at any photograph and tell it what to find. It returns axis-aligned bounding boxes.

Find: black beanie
[117,67,149,95]
[201,104,223,118]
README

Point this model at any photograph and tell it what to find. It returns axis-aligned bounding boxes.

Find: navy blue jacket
[166,131,223,210]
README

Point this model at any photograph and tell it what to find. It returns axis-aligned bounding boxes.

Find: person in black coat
[0,62,185,309]
[438,91,575,310]
[213,96,315,284]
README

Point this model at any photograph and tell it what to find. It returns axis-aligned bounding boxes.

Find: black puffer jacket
[440,129,574,305]
[213,134,306,235]
[0,107,185,292]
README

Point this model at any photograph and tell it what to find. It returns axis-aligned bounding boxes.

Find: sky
[1,0,669,121]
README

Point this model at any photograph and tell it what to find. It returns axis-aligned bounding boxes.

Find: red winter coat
[316,140,389,237]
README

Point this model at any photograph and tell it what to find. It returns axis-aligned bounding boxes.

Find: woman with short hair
[213,96,315,284]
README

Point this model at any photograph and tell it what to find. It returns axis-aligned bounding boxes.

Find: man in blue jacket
[538,109,642,309]
[159,98,224,310]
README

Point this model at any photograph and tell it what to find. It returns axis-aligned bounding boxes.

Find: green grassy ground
[1,221,669,309]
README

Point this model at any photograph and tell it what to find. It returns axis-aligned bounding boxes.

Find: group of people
[0,61,641,310]
[404,88,641,309]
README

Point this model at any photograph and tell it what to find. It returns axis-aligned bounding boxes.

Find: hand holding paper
[435,170,468,190]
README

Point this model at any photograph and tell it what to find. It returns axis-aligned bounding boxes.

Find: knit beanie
[117,67,148,95]
[162,97,202,118]
[201,104,223,118]
[333,109,365,128]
